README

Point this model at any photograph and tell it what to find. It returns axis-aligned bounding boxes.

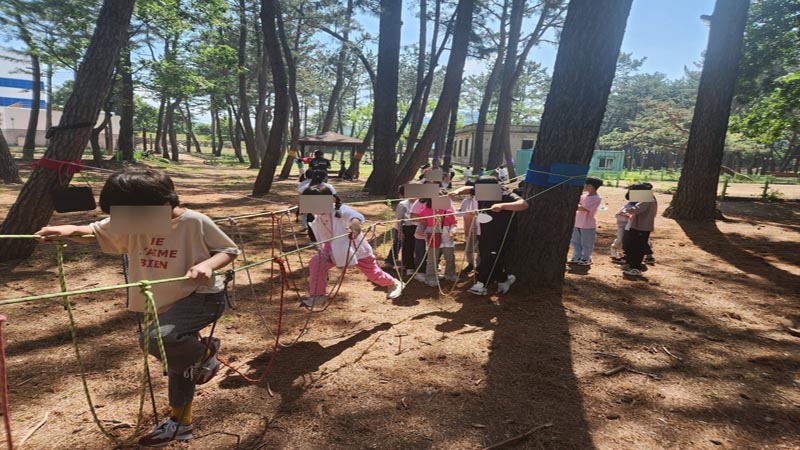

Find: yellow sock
[170,403,192,425]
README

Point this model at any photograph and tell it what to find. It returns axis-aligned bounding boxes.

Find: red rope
[31,158,84,174]
[0,315,13,450]
[217,258,287,383]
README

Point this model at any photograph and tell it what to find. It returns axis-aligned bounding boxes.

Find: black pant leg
[401,225,417,270]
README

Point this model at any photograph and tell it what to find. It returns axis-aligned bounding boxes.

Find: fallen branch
[18,411,49,449]
[662,346,682,361]
[603,365,626,376]
[602,365,662,380]
[481,422,554,450]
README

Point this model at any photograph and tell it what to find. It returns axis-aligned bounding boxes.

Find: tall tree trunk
[210,108,218,155]
[91,107,111,163]
[0,129,22,184]
[277,5,302,180]
[226,102,244,162]
[321,0,353,133]
[105,117,114,156]
[401,0,429,165]
[182,103,201,152]
[392,0,474,189]
[166,99,181,161]
[118,45,135,160]
[22,52,42,160]
[664,0,750,220]
[513,0,633,289]
[160,97,170,158]
[45,64,53,146]
[215,108,226,156]
[368,0,404,195]
[253,0,289,195]
[155,96,166,155]
[254,14,268,162]
[473,0,509,172]
[238,0,260,168]
[443,92,459,172]
[0,0,136,261]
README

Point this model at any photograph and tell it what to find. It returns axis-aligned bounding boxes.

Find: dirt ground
[0,154,798,450]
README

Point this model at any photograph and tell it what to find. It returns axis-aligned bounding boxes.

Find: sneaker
[623,268,643,277]
[468,282,488,296]
[568,257,582,264]
[414,273,427,283]
[425,279,439,288]
[644,255,656,264]
[611,256,626,263]
[463,264,474,273]
[610,247,619,258]
[497,274,517,294]
[192,337,221,385]
[405,269,415,276]
[620,264,631,271]
[387,279,404,299]
[301,295,328,309]
[138,419,193,447]
[576,258,592,266]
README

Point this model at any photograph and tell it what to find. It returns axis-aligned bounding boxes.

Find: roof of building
[298,131,363,146]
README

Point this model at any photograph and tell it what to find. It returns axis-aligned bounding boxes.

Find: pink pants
[309,244,396,296]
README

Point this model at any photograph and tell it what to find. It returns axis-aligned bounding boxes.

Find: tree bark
[166,99,181,161]
[238,0,260,168]
[45,64,53,146]
[0,129,22,184]
[22,52,42,160]
[473,0,509,172]
[182,103,201,153]
[91,107,111,164]
[155,95,166,155]
[226,101,244,162]
[664,0,750,220]
[392,0,475,189]
[0,0,136,261]
[368,0,404,195]
[118,45,135,160]
[321,0,353,133]
[253,0,289,195]
[400,0,428,161]
[443,92,459,172]
[513,0,633,289]
[277,5,302,180]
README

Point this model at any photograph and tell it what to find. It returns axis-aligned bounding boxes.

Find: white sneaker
[138,419,193,447]
[610,247,619,258]
[497,274,516,294]
[414,273,427,283]
[468,282,488,296]
[387,279,404,299]
[301,295,328,309]
[568,257,581,264]
[576,258,592,266]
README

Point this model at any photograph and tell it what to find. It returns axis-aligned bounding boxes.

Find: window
[598,157,615,169]
[457,140,463,157]
[465,138,470,159]
[521,139,534,149]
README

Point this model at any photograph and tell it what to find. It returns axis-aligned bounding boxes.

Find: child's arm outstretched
[186,252,237,283]
[36,225,95,244]
[490,196,529,212]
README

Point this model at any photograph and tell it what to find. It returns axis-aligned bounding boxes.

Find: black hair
[397,185,405,196]
[474,176,506,209]
[585,177,603,190]
[302,184,342,217]
[314,150,324,157]
[625,182,652,200]
[310,169,327,185]
[99,169,179,214]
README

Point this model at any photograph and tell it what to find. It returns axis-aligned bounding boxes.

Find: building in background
[0,48,118,148]
[451,124,539,168]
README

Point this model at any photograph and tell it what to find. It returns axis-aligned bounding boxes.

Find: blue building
[0,49,45,109]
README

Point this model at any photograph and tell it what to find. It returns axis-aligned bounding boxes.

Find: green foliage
[732,0,800,156]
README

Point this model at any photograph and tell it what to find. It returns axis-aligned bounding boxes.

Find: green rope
[55,243,153,444]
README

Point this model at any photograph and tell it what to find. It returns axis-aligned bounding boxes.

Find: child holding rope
[36,169,239,447]
[419,198,457,286]
[302,185,404,308]
[450,176,528,295]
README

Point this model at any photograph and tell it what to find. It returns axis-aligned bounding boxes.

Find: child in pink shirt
[569,177,603,265]
[419,199,457,286]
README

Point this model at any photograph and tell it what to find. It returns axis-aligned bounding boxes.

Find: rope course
[0,166,585,446]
